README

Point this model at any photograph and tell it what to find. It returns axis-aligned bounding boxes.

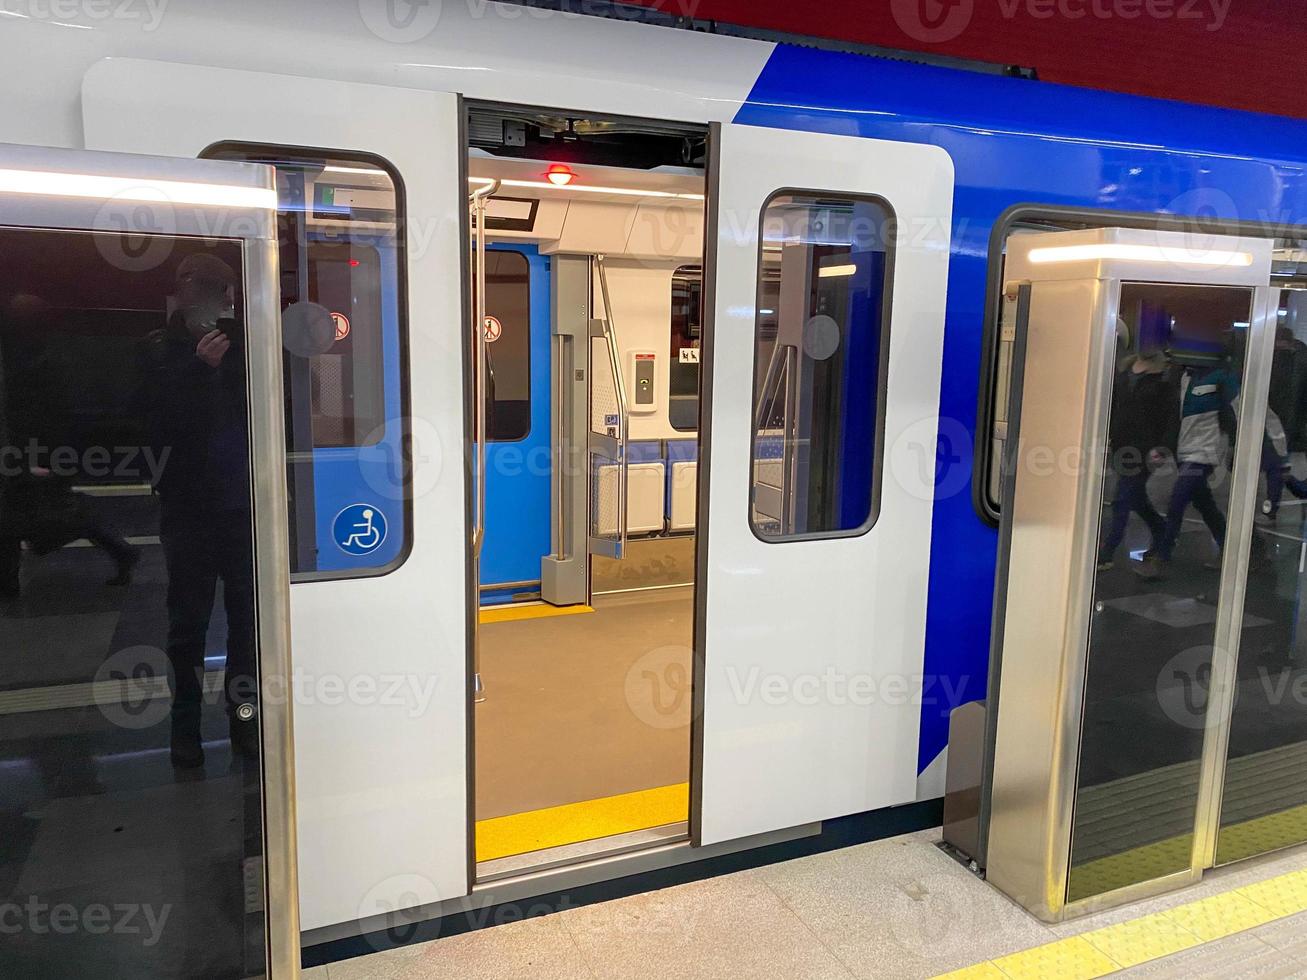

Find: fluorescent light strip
[818,264,858,278]
[468,176,703,201]
[324,164,389,176]
[0,168,278,210]
[1027,243,1255,267]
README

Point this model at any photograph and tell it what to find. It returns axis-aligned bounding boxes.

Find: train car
[1,2,1306,974]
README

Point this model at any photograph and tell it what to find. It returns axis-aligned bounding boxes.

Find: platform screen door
[0,143,296,976]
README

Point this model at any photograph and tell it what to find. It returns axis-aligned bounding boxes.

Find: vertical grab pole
[469,179,499,703]
[595,254,630,554]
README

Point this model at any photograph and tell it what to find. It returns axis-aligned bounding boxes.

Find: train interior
[467,106,709,876]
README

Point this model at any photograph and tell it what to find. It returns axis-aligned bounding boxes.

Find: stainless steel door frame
[1191,284,1285,870]
[0,141,298,975]
[985,227,1277,923]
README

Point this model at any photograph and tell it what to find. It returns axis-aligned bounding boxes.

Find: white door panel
[696,123,953,846]
[83,59,468,930]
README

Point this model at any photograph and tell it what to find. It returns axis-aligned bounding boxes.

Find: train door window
[984,222,1076,519]
[749,191,893,541]
[670,265,702,432]
[482,249,531,442]
[205,144,409,577]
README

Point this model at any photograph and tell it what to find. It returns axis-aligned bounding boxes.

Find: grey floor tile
[302,967,330,980]
[558,872,854,980]
[1114,932,1305,978]
[1251,911,1307,953]
[16,774,245,892]
[1207,845,1307,890]
[753,833,1054,979]
[327,914,594,980]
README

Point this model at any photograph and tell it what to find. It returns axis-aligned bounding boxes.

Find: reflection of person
[1098,351,1177,572]
[1261,330,1307,519]
[141,254,257,768]
[1260,407,1307,520]
[1151,358,1238,571]
[0,294,138,597]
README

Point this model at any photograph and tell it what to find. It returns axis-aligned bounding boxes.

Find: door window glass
[749,192,893,541]
[670,265,701,432]
[482,249,531,442]
[205,145,409,578]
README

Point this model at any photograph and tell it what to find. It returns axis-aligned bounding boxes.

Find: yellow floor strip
[935,862,1307,979]
[478,603,594,625]
[475,782,689,863]
[1217,800,1307,864]
[1067,799,1307,902]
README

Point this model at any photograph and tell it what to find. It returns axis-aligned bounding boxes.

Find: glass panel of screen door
[1217,287,1307,865]
[0,227,266,976]
[1068,283,1256,903]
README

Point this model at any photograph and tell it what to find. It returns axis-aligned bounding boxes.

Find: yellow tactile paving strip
[936,867,1307,979]
[1217,801,1307,864]
[475,782,689,863]
[1067,834,1194,903]
[478,603,595,624]
[1068,801,1307,902]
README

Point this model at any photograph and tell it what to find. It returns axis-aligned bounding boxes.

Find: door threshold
[592,581,694,597]
[476,822,688,883]
[478,602,594,624]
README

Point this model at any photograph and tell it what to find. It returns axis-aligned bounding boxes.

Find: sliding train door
[693,123,954,845]
[82,62,471,930]
[0,143,295,976]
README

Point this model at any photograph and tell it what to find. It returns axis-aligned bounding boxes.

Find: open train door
[82,62,471,933]
[692,122,954,845]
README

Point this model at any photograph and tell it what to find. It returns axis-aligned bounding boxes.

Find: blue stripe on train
[735,43,1307,775]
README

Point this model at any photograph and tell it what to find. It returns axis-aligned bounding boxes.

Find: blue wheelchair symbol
[334,504,388,557]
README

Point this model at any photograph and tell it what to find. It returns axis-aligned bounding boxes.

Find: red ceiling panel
[635,0,1306,119]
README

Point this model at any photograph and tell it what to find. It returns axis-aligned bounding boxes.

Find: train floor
[474,584,693,864]
[310,827,1307,980]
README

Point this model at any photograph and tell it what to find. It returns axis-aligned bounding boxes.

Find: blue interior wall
[312,239,406,574]
[480,244,553,603]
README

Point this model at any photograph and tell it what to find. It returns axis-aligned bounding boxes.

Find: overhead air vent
[484,196,539,233]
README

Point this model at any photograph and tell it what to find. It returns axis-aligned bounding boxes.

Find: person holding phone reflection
[141,253,257,769]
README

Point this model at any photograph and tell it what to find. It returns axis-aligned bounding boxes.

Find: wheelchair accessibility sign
[334,503,388,557]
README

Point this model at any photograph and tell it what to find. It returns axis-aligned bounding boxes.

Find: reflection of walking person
[1260,330,1307,519]
[0,293,138,597]
[1098,352,1177,572]
[141,254,257,769]
[1151,360,1237,572]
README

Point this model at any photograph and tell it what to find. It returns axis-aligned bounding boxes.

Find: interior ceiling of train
[469,108,706,261]
[469,105,707,170]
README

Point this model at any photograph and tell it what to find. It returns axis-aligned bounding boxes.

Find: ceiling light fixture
[1027,243,1254,267]
[468,176,704,201]
[545,164,576,187]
